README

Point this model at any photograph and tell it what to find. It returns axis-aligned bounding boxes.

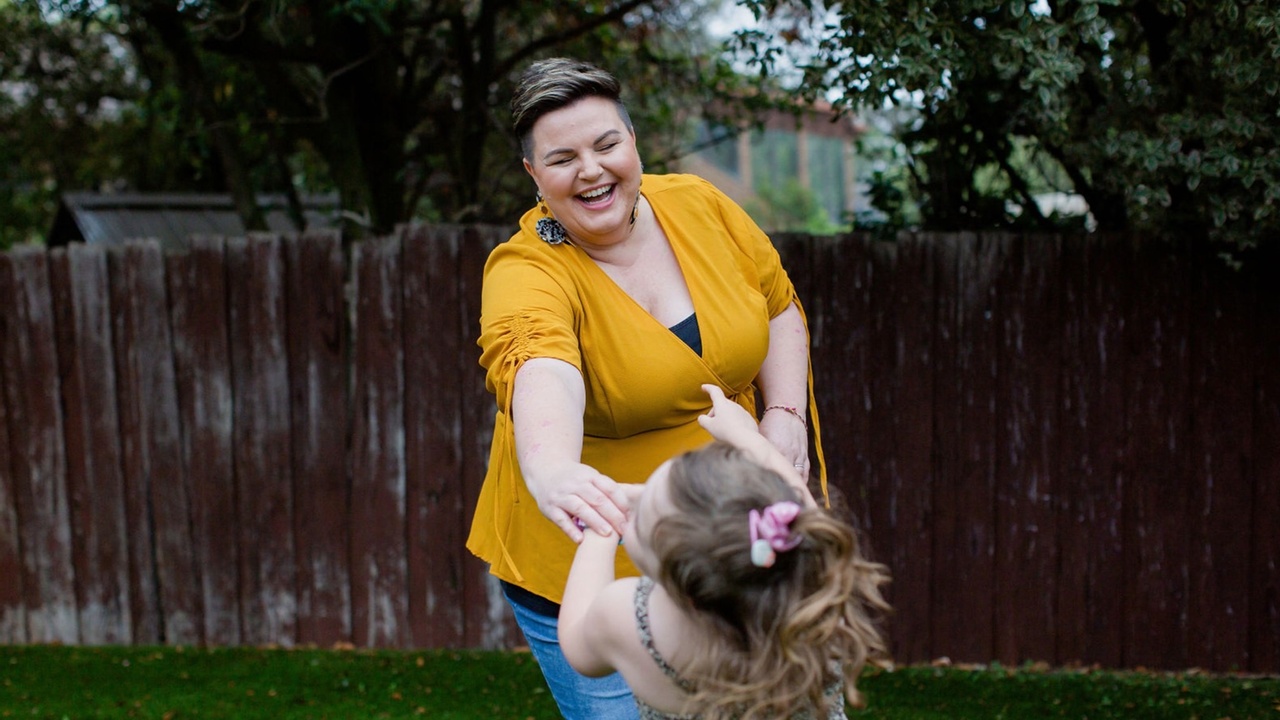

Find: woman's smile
[578,184,616,206]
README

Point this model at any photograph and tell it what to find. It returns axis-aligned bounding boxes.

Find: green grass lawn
[1,645,1275,719]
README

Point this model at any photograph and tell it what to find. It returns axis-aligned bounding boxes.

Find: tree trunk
[136,5,267,232]
[307,16,408,237]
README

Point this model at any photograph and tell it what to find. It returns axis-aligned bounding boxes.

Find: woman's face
[623,459,674,577]
[523,95,642,248]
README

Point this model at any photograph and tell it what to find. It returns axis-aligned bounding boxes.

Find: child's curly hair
[651,441,891,719]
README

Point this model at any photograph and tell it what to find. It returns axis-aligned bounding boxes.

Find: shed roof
[48,192,341,250]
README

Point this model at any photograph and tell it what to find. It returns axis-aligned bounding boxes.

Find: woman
[467,57,824,719]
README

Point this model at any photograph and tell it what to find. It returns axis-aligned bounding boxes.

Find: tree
[745,178,844,235]
[23,0,744,238]
[728,0,1280,252]
[0,2,178,247]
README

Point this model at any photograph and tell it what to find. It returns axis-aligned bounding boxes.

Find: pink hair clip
[748,501,803,568]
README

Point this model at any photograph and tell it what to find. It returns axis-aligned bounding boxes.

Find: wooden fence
[0,227,1276,673]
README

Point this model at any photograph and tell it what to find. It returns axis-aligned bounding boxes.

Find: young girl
[560,385,890,719]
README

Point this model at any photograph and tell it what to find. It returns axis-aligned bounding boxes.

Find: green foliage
[855,123,922,232]
[745,177,844,234]
[0,0,324,246]
[0,1,138,248]
[729,0,1280,253]
[3,0,746,240]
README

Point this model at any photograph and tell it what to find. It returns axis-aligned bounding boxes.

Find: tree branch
[495,0,658,78]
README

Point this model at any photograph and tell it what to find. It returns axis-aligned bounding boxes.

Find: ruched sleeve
[477,241,583,409]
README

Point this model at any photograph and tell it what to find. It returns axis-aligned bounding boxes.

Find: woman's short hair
[511,57,633,160]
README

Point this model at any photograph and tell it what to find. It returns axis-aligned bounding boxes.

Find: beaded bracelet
[763,404,807,430]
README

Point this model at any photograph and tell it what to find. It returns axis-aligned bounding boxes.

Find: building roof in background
[48,192,341,250]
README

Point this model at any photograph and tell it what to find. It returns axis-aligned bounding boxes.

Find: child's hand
[580,526,618,546]
[697,384,761,446]
[698,384,819,508]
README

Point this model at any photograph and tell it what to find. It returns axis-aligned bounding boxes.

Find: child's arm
[559,528,625,676]
[697,384,818,507]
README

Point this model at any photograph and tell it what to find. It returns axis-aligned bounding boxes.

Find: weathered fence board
[1122,240,1192,669]
[227,235,298,646]
[864,238,898,554]
[966,233,1003,663]
[0,354,20,641]
[403,225,465,648]
[1185,252,1255,671]
[109,241,199,645]
[50,244,132,645]
[2,248,78,644]
[928,233,963,660]
[106,245,159,645]
[865,238,922,659]
[878,234,935,664]
[1252,272,1280,673]
[167,235,237,645]
[0,260,27,643]
[932,232,1002,662]
[0,230,1275,673]
[284,230,351,647]
[350,234,411,648]
[1056,235,1128,667]
[994,234,1062,665]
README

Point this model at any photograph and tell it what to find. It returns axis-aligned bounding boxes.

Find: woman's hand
[758,407,809,476]
[523,462,633,543]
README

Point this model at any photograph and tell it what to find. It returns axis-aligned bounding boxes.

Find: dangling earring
[630,161,645,227]
[535,189,568,245]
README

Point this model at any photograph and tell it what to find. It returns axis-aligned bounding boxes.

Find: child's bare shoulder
[582,577,643,655]
[590,576,640,619]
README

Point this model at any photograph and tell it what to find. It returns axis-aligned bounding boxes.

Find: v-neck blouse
[468,173,799,603]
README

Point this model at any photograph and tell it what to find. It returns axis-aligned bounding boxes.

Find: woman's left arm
[756,302,811,470]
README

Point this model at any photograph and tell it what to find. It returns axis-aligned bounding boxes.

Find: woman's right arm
[513,357,632,540]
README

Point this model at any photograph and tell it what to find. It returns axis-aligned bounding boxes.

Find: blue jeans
[504,587,639,720]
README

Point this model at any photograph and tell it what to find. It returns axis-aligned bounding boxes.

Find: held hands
[578,524,620,548]
[525,462,632,543]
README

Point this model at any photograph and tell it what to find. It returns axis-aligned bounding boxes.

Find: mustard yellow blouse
[467,173,809,604]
